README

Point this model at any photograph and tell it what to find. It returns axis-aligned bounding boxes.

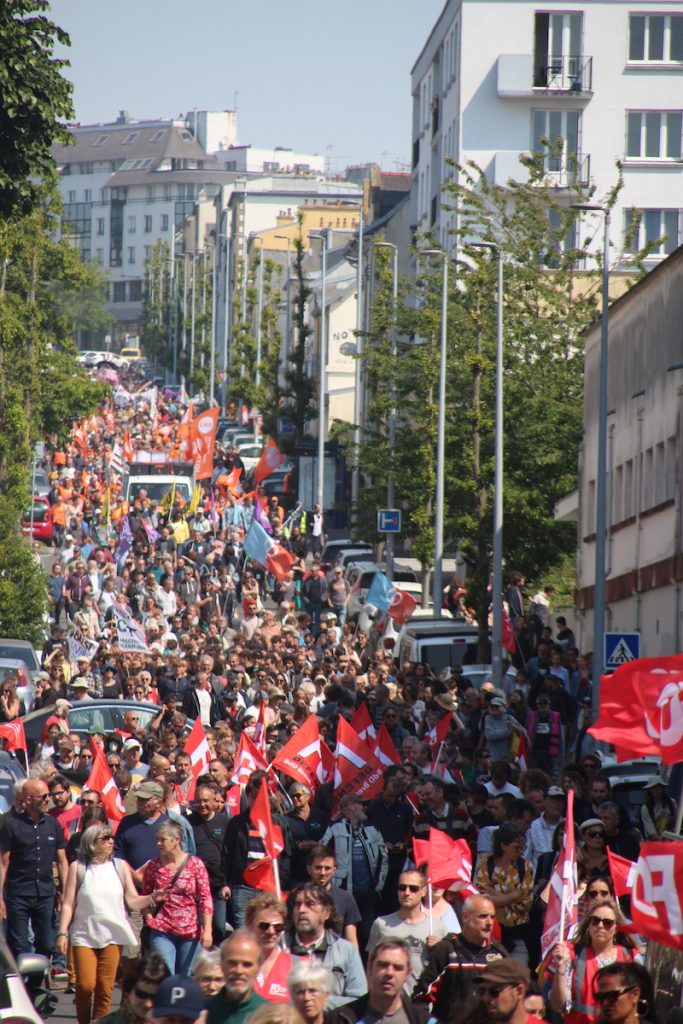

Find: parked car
[345,561,421,622]
[320,538,373,574]
[0,929,49,1024]
[21,496,52,543]
[397,619,482,673]
[328,545,376,581]
[235,444,264,473]
[32,468,51,496]
[0,640,41,673]
[0,750,26,811]
[22,699,191,757]
[0,659,36,713]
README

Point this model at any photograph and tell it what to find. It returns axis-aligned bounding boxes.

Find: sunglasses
[133,986,157,1001]
[584,830,605,838]
[96,835,114,842]
[589,916,616,929]
[594,987,636,1004]
[256,921,285,934]
[78,797,98,805]
[474,983,513,997]
[398,884,423,893]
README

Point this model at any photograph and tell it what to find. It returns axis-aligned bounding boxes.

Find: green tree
[281,215,316,444]
[0,0,73,218]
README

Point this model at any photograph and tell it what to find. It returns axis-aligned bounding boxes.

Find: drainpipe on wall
[634,407,645,633]
[674,386,683,651]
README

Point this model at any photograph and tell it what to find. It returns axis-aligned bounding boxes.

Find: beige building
[575,243,683,657]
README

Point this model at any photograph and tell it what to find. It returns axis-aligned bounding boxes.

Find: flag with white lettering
[112,602,149,654]
[631,842,683,949]
[332,717,384,814]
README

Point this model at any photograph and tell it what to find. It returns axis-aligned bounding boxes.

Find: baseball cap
[35,671,50,681]
[473,958,530,988]
[490,697,507,709]
[135,780,164,801]
[579,817,605,833]
[71,677,90,689]
[546,786,565,798]
[151,975,204,1020]
[123,737,142,751]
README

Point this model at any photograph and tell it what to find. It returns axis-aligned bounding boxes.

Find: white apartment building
[411,0,683,259]
[214,145,325,175]
[53,110,239,344]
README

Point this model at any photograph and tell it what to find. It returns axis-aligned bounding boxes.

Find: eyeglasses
[96,835,114,842]
[589,916,616,929]
[587,889,610,899]
[584,830,605,839]
[474,983,513,997]
[398,884,422,893]
[594,987,636,1004]
[255,921,285,933]
[78,797,98,806]
[133,986,157,1002]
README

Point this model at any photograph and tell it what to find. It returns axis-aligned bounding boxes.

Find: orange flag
[190,408,219,480]
[253,438,284,484]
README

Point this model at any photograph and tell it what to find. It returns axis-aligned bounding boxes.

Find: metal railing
[534,54,593,92]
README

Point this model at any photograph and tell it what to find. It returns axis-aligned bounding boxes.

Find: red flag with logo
[190,408,219,480]
[183,718,212,802]
[387,587,417,625]
[332,717,384,814]
[87,739,125,826]
[320,739,334,784]
[264,540,296,582]
[540,790,578,964]
[412,828,474,891]
[631,842,683,949]
[427,712,452,755]
[270,715,326,791]
[350,702,377,745]
[373,724,402,767]
[253,438,284,484]
[231,731,268,786]
[589,655,683,762]
[0,721,28,764]
[607,848,638,899]
[225,785,241,816]
[243,777,285,892]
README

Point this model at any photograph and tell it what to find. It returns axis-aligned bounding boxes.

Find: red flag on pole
[242,777,284,896]
[332,717,384,814]
[607,848,638,898]
[373,724,402,767]
[540,789,578,964]
[264,541,297,582]
[86,739,125,825]
[0,721,28,764]
[412,829,474,890]
[427,712,452,755]
[320,739,335,784]
[630,842,683,949]
[231,731,268,786]
[183,718,212,802]
[270,715,326,791]
[387,587,418,625]
[190,408,219,480]
[253,438,284,484]
[350,703,377,745]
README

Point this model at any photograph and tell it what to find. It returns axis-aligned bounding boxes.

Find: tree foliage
[0,0,74,218]
[282,216,317,445]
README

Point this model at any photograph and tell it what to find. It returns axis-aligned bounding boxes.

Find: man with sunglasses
[470,959,534,1024]
[367,870,451,994]
[412,894,507,1022]
[96,951,169,1024]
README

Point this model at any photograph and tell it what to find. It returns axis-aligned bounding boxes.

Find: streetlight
[572,202,610,711]
[309,229,329,512]
[470,241,504,689]
[274,235,293,363]
[421,249,448,616]
[351,206,365,518]
[373,241,398,582]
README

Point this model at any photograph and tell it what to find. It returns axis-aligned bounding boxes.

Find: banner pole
[273,857,282,901]
[674,776,683,836]
[427,880,434,934]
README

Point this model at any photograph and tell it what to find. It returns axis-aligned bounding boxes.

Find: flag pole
[432,741,446,772]
[273,857,282,901]
[427,879,434,934]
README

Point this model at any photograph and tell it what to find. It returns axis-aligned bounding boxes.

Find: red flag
[320,739,335,783]
[86,739,125,824]
[0,721,28,763]
[373,724,402,767]
[332,717,384,814]
[540,789,578,963]
[225,784,242,816]
[387,587,417,625]
[502,607,516,653]
[350,703,376,745]
[607,848,637,899]
[589,655,683,762]
[183,718,212,802]
[427,712,452,755]
[631,842,683,949]
[253,702,268,755]
[231,731,268,786]
[412,837,430,869]
[270,715,326,791]
[264,540,296,582]
[243,777,284,893]
[190,408,219,480]
[253,438,284,484]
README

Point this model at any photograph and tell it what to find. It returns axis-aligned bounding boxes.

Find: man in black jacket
[412,895,507,1023]
[327,936,429,1024]
[182,671,224,727]
[188,782,230,943]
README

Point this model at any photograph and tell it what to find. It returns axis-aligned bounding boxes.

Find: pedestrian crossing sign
[604,631,640,669]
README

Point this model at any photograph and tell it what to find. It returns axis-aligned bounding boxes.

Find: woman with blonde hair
[244,892,292,1003]
[56,823,167,1024]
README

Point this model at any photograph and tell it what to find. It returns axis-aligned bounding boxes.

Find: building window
[68,190,76,203]
[96,218,105,236]
[123,132,140,145]
[128,216,136,234]
[93,134,109,147]
[624,208,681,256]
[629,14,683,62]
[144,246,152,260]
[161,214,169,230]
[150,130,166,143]
[626,111,682,159]
[128,246,135,265]
[534,11,583,87]
[84,189,92,203]
[95,249,104,265]
[112,281,126,302]
[129,280,143,301]
[624,460,634,518]
[532,109,581,177]
[144,214,153,233]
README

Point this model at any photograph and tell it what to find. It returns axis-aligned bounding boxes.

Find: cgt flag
[270,715,327,791]
[349,702,377,745]
[332,717,384,814]
[631,842,683,949]
[190,407,219,480]
[87,739,125,825]
[231,731,268,786]
[183,718,212,802]
[607,848,638,899]
[253,438,284,484]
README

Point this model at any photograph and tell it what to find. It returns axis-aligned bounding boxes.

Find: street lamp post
[254,240,265,441]
[572,203,610,711]
[274,235,293,362]
[471,242,504,688]
[422,249,449,616]
[351,206,365,519]
[373,241,399,582]
[309,230,329,512]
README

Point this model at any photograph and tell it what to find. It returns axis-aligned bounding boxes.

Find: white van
[398,620,481,673]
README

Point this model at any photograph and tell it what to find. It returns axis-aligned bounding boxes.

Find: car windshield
[67,704,160,735]
[128,481,190,503]
[23,503,48,522]
[0,645,39,670]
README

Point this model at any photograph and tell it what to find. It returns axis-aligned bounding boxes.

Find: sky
[52,0,444,172]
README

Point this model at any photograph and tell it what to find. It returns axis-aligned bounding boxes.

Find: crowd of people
[0,375,675,1024]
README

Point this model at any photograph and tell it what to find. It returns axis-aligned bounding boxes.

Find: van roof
[403,621,479,638]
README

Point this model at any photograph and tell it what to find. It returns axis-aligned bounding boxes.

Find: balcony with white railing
[497,53,593,97]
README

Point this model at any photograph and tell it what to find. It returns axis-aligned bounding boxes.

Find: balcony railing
[534,54,593,93]
[542,152,591,187]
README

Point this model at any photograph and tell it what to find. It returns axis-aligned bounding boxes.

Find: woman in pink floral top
[142,820,213,975]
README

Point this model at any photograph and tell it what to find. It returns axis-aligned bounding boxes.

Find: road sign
[277,418,295,436]
[377,509,401,533]
[604,631,640,669]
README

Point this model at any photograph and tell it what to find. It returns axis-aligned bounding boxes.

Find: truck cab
[124,454,195,507]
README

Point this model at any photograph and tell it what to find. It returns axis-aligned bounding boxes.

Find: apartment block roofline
[411,0,455,74]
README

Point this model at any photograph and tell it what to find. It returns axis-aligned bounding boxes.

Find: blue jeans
[6,892,55,959]
[331,604,347,628]
[213,896,228,943]
[229,884,259,929]
[148,930,199,975]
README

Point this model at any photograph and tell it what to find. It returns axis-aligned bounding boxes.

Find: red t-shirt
[254,950,292,1003]
[49,803,82,841]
